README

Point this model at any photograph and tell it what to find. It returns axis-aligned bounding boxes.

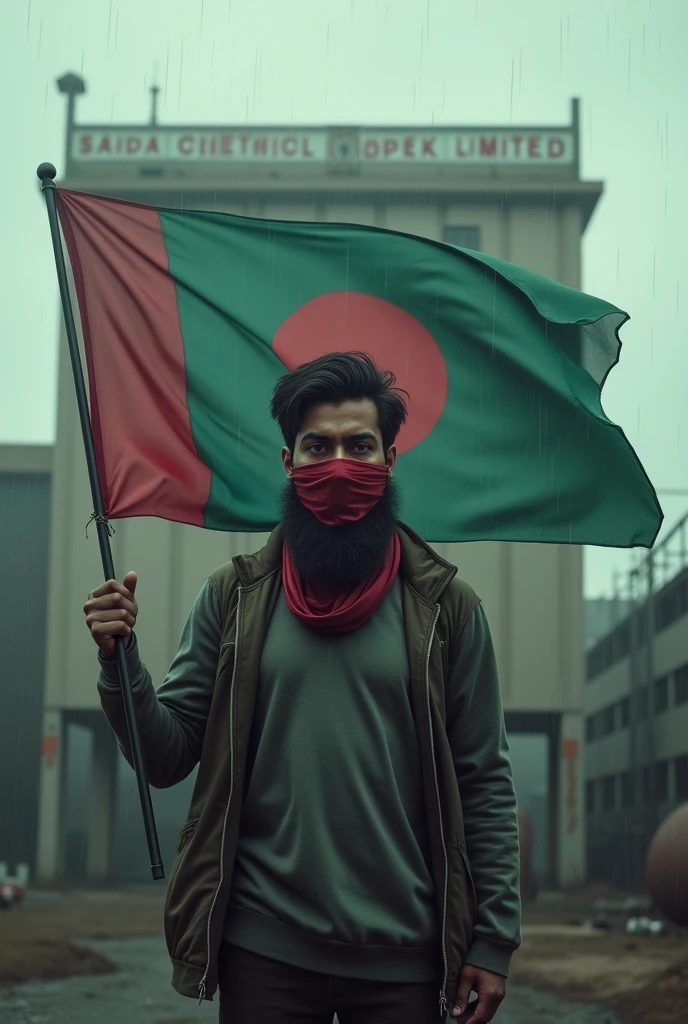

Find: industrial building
[25,73,608,888]
[0,446,52,880]
[585,511,688,889]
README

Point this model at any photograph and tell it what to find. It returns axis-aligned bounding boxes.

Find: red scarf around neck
[282,532,401,634]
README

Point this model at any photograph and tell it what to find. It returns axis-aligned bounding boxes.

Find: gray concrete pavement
[0,937,622,1024]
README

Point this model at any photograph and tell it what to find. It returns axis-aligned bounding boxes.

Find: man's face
[281,398,397,476]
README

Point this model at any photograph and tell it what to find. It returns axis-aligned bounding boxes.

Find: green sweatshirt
[98,574,520,980]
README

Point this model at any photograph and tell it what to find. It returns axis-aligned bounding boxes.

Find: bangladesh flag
[55,188,662,547]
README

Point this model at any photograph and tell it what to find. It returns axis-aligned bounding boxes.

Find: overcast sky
[1,0,686,597]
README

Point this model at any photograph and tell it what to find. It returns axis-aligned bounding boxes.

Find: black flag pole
[37,163,165,881]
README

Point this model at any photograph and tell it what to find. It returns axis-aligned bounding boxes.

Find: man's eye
[308,444,327,454]
[351,443,372,453]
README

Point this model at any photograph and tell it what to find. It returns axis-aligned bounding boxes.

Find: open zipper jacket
[98,522,521,1016]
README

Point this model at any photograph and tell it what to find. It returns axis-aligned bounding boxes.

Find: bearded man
[84,352,521,1024]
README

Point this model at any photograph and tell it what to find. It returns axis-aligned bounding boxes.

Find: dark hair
[270,351,408,454]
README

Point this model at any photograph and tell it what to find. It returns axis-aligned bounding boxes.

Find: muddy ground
[0,934,623,1024]
[0,887,685,1023]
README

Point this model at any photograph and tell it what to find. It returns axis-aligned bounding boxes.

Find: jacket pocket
[453,835,478,919]
[217,641,235,676]
[177,816,200,853]
[164,816,201,959]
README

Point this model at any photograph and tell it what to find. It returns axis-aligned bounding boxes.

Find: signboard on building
[71,127,575,167]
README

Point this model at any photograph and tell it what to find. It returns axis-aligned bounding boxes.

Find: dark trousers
[218,943,445,1023]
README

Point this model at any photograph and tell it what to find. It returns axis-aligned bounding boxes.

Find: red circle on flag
[272,292,448,455]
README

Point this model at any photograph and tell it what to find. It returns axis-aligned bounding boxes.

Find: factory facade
[31,74,605,887]
[585,513,688,889]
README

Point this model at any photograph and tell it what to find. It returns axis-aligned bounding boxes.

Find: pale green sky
[1,0,686,597]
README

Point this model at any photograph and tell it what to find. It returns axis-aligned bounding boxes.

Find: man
[84,352,521,1024]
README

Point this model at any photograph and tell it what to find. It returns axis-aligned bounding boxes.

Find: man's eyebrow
[299,430,378,444]
[300,432,329,444]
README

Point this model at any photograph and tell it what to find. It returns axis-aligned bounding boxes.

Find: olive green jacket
[98,522,521,1016]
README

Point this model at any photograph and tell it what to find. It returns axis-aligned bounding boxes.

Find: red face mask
[291,459,389,526]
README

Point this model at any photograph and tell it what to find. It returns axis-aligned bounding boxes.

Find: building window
[656,571,688,631]
[636,686,649,721]
[642,765,652,804]
[619,697,630,728]
[601,775,616,811]
[621,771,634,809]
[586,780,596,815]
[654,676,669,714]
[676,756,688,801]
[655,761,669,802]
[601,705,616,736]
[585,715,596,743]
[675,664,688,706]
[443,225,481,251]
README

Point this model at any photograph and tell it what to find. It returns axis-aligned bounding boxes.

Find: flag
[55,188,662,547]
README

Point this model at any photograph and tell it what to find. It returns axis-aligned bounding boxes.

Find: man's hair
[270,351,409,454]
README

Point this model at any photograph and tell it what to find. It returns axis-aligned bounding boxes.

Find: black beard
[280,477,401,590]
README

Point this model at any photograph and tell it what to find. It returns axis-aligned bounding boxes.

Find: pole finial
[37,162,57,182]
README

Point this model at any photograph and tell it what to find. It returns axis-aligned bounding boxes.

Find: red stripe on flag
[56,190,211,527]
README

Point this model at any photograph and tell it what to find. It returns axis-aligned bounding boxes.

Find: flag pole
[37,162,165,881]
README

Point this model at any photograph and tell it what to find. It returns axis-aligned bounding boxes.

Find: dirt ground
[0,888,164,986]
[0,886,686,1024]
[510,925,688,1024]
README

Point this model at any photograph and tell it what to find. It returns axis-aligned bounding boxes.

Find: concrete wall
[0,447,52,878]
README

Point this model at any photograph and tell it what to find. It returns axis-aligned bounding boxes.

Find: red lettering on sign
[548,137,565,159]
[146,137,159,154]
[79,135,92,154]
[456,136,474,158]
[563,739,579,759]
[282,136,297,157]
[404,137,415,157]
[303,137,314,158]
[178,135,194,156]
[384,139,398,157]
[97,136,111,154]
[253,137,267,156]
[126,138,141,154]
[528,136,541,158]
[422,137,436,156]
[364,139,379,158]
[512,135,523,157]
[479,136,497,157]
[221,135,233,156]
[200,137,207,156]
[238,135,248,155]
[42,734,58,767]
